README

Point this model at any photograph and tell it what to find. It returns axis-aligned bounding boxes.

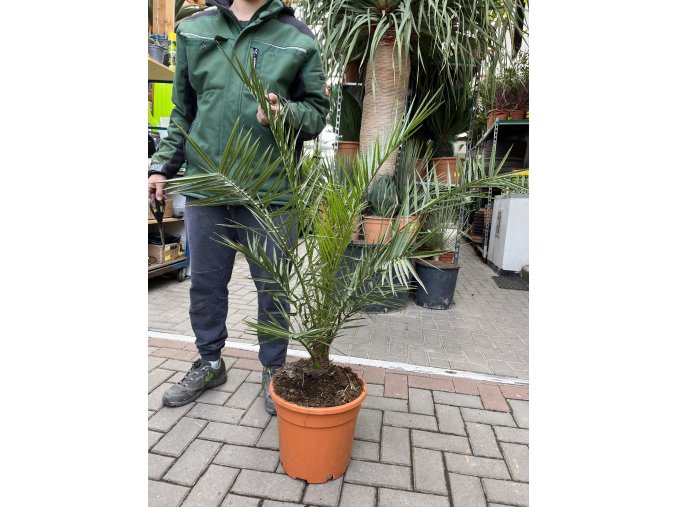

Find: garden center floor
[148,338,529,507]
[149,240,529,380]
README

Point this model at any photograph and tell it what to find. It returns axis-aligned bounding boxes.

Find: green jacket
[149,0,329,202]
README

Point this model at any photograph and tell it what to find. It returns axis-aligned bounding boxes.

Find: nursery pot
[415,158,429,178]
[398,215,420,242]
[510,109,527,120]
[415,260,461,310]
[337,141,360,165]
[148,43,167,64]
[430,157,461,184]
[363,216,394,244]
[487,108,510,129]
[270,378,367,483]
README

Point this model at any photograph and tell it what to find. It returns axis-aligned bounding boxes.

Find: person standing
[148,0,329,414]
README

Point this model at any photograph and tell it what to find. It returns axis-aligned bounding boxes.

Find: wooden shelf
[148,217,184,224]
[148,57,174,83]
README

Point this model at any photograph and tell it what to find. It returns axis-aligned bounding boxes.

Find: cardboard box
[148,199,173,220]
[148,242,181,265]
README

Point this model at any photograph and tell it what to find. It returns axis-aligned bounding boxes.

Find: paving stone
[231,470,304,502]
[149,430,163,450]
[148,403,196,432]
[384,373,409,399]
[411,430,471,454]
[351,439,379,461]
[500,385,529,400]
[160,359,194,372]
[494,426,529,445]
[303,477,343,506]
[500,442,529,482]
[181,464,239,507]
[214,443,279,472]
[355,408,382,442]
[148,480,189,507]
[452,378,479,395]
[188,403,245,424]
[240,397,273,428]
[148,356,167,371]
[246,370,263,383]
[222,494,260,507]
[408,388,435,415]
[366,383,385,396]
[435,404,466,435]
[467,423,502,459]
[477,384,510,412]
[198,389,232,406]
[412,447,447,495]
[256,417,279,449]
[378,489,450,507]
[199,421,262,446]
[261,501,304,507]
[362,395,409,412]
[445,453,510,479]
[153,417,208,457]
[226,382,262,410]
[149,368,175,393]
[381,426,411,465]
[507,399,529,428]
[433,391,483,409]
[407,376,454,393]
[344,460,411,489]
[448,473,486,507]
[152,347,198,361]
[214,368,250,393]
[149,383,173,411]
[461,408,516,427]
[384,411,437,431]
[163,439,222,486]
[482,478,529,507]
[148,453,174,480]
[339,483,375,507]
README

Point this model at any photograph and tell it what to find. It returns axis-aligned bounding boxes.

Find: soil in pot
[272,359,362,407]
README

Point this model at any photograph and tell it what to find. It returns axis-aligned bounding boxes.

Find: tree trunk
[360,31,410,178]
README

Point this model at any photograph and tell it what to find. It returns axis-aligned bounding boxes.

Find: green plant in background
[367,176,398,217]
[394,139,431,217]
[166,50,525,371]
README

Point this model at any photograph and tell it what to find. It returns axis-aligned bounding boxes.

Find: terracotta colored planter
[487,108,510,129]
[337,141,360,165]
[438,251,456,264]
[271,378,367,483]
[510,109,527,120]
[351,216,361,241]
[343,60,361,84]
[397,215,419,242]
[430,157,461,184]
[363,216,394,244]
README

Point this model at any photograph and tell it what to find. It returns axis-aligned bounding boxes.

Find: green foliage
[393,140,431,216]
[367,177,398,217]
[166,48,526,369]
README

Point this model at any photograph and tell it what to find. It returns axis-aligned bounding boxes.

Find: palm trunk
[360,31,410,178]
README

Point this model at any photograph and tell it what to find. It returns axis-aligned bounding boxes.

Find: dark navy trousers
[185,199,295,367]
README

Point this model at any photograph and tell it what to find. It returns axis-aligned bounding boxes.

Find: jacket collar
[206,0,292,23]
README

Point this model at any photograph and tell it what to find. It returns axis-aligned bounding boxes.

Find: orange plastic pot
[363,216,394,244]
[270,378,367,484]
[337,141,360,165]
[431,157,461,184]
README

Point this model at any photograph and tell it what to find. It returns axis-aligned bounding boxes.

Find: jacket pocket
[183,33,231,93]
[250,40,308,96]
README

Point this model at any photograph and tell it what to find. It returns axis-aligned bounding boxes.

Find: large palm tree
[298,0,520,177]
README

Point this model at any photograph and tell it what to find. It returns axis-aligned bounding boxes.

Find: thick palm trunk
[359,31,410,178]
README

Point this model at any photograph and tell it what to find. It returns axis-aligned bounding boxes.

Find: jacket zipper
[252,47,259,69]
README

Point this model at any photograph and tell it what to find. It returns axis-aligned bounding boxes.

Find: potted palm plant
[167,52,524,484]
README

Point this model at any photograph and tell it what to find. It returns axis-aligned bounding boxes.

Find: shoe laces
[178,359,207,385]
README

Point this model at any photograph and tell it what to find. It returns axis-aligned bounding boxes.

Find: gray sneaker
[162,358,227,407]
[262,366,279,415]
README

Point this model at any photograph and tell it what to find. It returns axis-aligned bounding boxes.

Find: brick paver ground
[149,240,529,379]
[148,338,529,506]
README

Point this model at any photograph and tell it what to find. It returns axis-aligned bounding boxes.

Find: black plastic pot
[415,260,460,310]
[340,241,410,313]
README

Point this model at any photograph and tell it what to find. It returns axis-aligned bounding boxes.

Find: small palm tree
[166,51,524,372]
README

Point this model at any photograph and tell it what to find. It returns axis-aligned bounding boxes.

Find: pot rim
[415,258,461,270]
[270,376,367,415]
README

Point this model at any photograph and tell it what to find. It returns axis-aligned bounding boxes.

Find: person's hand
[148,173,167,202]
[257,93,283,127]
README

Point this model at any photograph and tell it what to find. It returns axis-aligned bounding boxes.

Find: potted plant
[416,64,473,184]
[335,89,362,165]
[394,140,425,240]
[362,176,398,244]
[168,53,524,484]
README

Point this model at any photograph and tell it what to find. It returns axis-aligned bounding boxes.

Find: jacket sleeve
[284,42,330,142]
[148,29,198,179]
